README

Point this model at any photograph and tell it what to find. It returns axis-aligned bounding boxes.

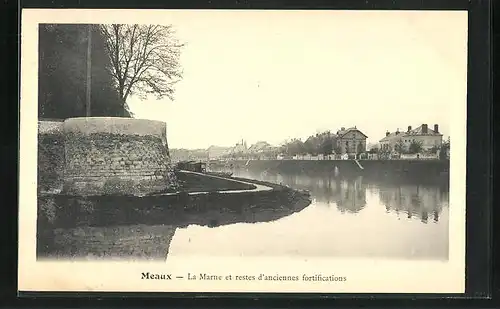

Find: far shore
[205,158,449,180]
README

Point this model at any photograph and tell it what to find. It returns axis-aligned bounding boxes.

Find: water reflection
[37,184,311,260]
[272,173,368,213]
[39,166,450,260]
[379,184,448,224]
[225,168,448,224]
[171,166,450,260]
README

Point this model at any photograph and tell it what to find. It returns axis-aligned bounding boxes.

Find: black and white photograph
[19,9,467,293]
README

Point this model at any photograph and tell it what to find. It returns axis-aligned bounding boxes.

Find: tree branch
[100,23,184,103]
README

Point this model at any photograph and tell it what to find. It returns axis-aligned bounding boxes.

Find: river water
[168,168,449,260]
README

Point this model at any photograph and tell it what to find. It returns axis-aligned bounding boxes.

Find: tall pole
[85,24,92,117]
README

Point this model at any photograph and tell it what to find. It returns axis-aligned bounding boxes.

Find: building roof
[405,125,443,137]
[336,127,368,139]
[379,131,404,142]
[207,145,230,150]
[379,124,443,142]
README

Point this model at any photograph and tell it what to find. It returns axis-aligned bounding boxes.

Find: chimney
[422,124,428,134]
[386,131,390,137]
[434,124,439,133]
[341,127,345,131]
[407,125,412,132]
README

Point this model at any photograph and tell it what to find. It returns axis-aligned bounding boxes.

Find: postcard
[19,9,467,293]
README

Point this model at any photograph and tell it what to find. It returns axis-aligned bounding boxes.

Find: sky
[127,10,468,149]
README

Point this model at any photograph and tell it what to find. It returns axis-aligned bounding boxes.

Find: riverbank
[174,171,257,192]
[208,159,449,180]
[37,172,312,260]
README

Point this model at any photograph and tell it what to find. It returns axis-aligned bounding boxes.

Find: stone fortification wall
[38,121,65,192]
[38,117,176,196]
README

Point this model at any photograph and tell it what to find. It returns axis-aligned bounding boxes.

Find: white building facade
[379,124,443,153]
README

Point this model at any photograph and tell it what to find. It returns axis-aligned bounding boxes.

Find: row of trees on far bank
[171,135,450,162]
[275,132,451,158]
[38,24,183,119]
[278,131,341,157]
[212,131,340,160]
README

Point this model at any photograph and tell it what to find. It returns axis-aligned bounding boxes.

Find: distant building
[170,149,190,162]
[335,126,368,154]
[230,139,248,155]
[379,124,443,152]
[404,124,443,150]
[379,130,404,152]
[248,141,272,153]
[170,148,208,162]
[207,145,232,159]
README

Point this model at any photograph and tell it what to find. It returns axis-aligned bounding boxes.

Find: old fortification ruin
[38,117,176,196]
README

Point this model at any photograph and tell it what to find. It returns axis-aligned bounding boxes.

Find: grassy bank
[175,171,256,192]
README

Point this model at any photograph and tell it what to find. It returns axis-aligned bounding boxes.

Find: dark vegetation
[38,23,185,120]
[38,24,130,119]
[100,24,184,103]
[175,172,256,192]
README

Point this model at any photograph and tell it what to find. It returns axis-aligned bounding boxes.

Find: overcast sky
[127,10,468,149]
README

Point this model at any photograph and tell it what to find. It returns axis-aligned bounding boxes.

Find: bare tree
[100,24,184,109]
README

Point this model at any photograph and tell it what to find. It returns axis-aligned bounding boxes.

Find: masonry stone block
[38,117,177,196]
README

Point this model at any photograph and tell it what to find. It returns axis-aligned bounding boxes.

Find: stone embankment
[209,159,450,179]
